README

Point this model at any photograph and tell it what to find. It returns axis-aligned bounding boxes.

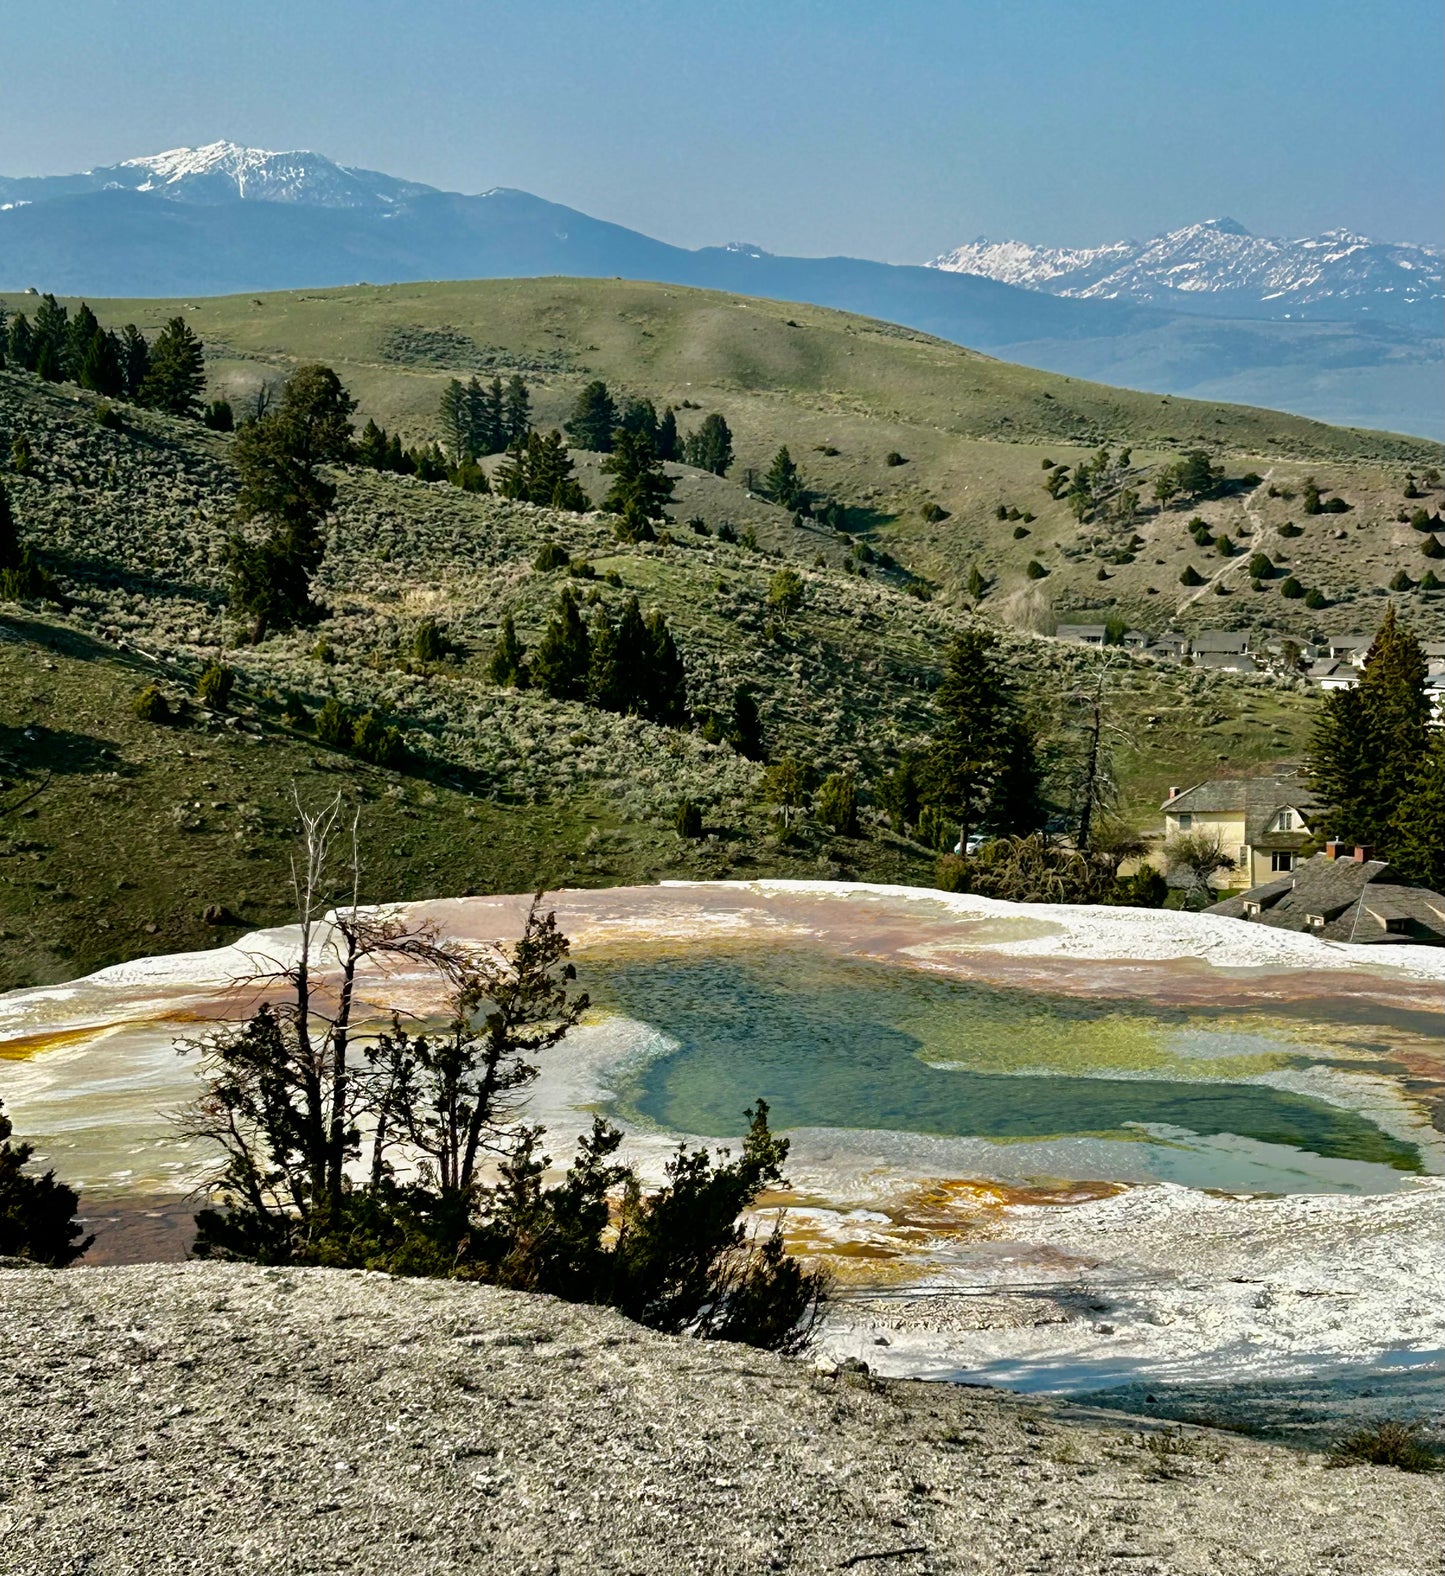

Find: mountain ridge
[0,144,1439,438]
[928,218,1444,324]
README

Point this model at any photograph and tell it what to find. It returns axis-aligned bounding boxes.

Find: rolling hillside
[10,276,1438,640]
[0,338,1333,988]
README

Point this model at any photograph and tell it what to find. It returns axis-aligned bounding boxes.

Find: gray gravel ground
[1,1263,1438,1576]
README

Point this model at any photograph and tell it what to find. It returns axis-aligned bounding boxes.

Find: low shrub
[885,451,906,466]
[196,663,235,711]
[132,683,171,724]
[1328,1420,1442,1473]
[534,541,570,572]
[0,1098,91,1266]
[1025,559,1048,579]
[921,502,949,523]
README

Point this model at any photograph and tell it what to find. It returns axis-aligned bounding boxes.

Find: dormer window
[1306,913,1325,928]
[1273,810,1294,832]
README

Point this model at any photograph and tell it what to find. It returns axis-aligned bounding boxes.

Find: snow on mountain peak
[927,218,1443,316]
[94,142,440,209]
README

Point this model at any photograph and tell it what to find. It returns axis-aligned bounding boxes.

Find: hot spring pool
[578,944,1430,1193]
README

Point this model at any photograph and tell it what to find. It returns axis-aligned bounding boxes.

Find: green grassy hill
[6,278,1443,639]
[0,356,1331,988]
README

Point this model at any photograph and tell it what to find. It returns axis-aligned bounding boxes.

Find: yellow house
[1160,771,1318,889]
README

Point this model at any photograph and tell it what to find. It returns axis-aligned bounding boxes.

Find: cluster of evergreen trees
[496,431,591,512]
[491,588,687,725]
[1308,605,1445,889]
[354,420,456,483]
[438,374,531,459]
[2,297,205,418]
[564,380,734,477]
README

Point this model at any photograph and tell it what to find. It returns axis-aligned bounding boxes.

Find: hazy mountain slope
[930,218,1444,325]
[0,146,1439,437]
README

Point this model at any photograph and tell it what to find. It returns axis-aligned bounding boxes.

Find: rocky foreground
[1,1264,1437,1576]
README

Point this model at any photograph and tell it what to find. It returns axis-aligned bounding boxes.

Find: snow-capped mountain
[0,141,439,211]
[1,146,1440,436]
[928,218,1443,322]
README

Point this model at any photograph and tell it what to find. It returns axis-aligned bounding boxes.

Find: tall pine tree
[503,375,531,445]
[922,629,1024,853]
[140,316,207,417]
[1389,731,1445,891]
[1308,605,1429,849]
[564,380,618,452]
[531,588,592,700]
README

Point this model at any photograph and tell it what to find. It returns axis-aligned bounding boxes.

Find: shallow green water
[583,947,1424,1174]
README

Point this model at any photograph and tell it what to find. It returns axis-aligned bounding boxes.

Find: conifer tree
[503,375,532,445]
[531,587,592,700]
[730,683,764,760]
[140,316,206,417]
[7,314,35,372]
[65,303,101,380]
[0,303,6,369]
[602,428,674,533]
[1308,605,1429,848]
[482,376,506,452]
[763,445,802,508]
[922,629,1024,854]
[618,396,659,452]
[646,610,688,726]
[224,364,356,641]
[487,612,529,687]
[0,1098,91,1266]
[120,324,149,398]
[656,406,680,463]
[1390,732,1445,891]
[685,413,734,477]
[355,418,389,469]
[439,378,469,459]
[565,380,618,452]
[79,327,124,397]
[0,478,19,572]
[31,295,68,382]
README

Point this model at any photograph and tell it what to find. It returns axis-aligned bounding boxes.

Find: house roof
[1327,634,1373,653]
[1161,773,1319,838]
[1191,631,1252,653]
[1056,625,1106,640]
[1209,853,1445,944]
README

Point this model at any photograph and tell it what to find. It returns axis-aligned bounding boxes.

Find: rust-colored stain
[0,1024,109,1061]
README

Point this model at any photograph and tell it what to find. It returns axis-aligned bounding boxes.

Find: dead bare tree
[180,790,471,1256]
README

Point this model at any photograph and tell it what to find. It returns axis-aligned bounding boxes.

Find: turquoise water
[583,947,1425,1175]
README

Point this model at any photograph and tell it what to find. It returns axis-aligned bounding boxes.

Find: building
[1210,845,1445,945]
[1192,651,1257,674]
[1056,624,1108,646]
[1191,631,1252,657]
[1307,658,1358,691]
[1327,634,1373,666]
[1161,771,1318,887]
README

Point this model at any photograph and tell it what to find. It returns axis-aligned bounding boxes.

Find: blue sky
[4,0,1440,258]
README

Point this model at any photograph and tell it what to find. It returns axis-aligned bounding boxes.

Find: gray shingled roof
[1191,631,1252,654]
[1210,853,1445,944]
[1161,774,1319,841]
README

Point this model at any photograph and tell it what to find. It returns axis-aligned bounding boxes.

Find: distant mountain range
[928,218,1443,324]
[1,143,1439,439]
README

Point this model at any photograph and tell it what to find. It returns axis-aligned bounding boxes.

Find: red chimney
[1353,844,1374,863]
[1167,785,1181,801]
[1325,840,1347,859]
